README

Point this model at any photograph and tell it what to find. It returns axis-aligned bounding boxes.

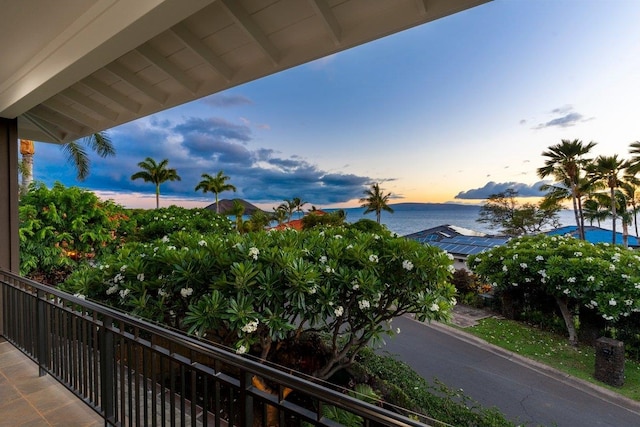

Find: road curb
[417,317,640,416]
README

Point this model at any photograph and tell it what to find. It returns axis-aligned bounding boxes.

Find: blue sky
[32,0,640,209]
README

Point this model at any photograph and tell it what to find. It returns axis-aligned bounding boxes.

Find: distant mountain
[204,199,264,215]
[387,202,481,211]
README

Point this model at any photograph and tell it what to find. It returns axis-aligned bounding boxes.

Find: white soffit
[0,0,491,144]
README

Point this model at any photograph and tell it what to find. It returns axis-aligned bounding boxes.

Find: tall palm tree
[359,183,393,224]
[621,174,640,237]
[131,157,181,209]
[195,171,236,213]
[587,155,629,245]
[272,205,288,226]
[280,199,296,223]
[292,197,307,218]
[537,139,597,240]
[227,199,245,233]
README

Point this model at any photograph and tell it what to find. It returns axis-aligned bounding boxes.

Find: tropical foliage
[360,183,394,224]
[131,157,181,209]
[195,171,236,213]
[63,227,456,380]
[469,234,640,345]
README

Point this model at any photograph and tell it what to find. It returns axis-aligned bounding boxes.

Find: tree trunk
[155,185,160,209]
[610,186,617,245]
[623,220,629,248]
[555,295,577,346]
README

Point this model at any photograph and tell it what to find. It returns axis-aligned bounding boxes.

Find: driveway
[381,313,640,426]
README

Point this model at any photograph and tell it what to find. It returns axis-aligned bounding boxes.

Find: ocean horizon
[325,203,616,237]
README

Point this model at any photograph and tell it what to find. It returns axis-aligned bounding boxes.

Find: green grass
[463,317,640,401]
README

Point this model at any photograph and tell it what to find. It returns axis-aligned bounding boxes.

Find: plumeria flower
[369,254,379,263]
[106,284,119,295]
[248,247,260,260]
[158,289,168,297]
[334,306,344,317]
[358,300,370,310]
[396,327,401,334]
[567,277,576,283]
[429,303,440,312]
[609,298,617,306]
[519,263,527,269]
[236,345,247,355]
[120,265,127,272]
[319,255,327,264]
[137,273,145,282]
[587,276,595,282]
[119,289,130,299]
[535,255,544,261]
[502,265,508,272]
[198,240,207,246]
[563,289,570,295]
[180,287,194,298]
[241,320,259,333]
[402,260,414,271]
[161,236,170,243]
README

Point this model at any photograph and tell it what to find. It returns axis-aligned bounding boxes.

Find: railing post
[100,315,116,424]
[240,371,254,426]
[36,289,49,377]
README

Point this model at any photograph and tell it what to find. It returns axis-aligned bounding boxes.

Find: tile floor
[0,337,103,426]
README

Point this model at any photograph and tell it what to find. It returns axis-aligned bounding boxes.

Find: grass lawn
[463,317,640,401]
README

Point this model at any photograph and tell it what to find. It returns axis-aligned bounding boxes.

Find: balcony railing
[0,269,434,426]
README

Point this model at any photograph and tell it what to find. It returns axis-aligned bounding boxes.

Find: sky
[30,0,640,210]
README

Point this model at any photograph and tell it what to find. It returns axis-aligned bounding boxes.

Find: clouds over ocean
[455,180,549,200]
[34,105,376,207]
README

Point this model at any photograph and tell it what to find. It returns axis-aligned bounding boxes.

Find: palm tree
[227,199,245,233]
[272,205,288,226]
[292,197,307,219]
[131,157,181,209]
[582,198,609,227]
[587,155,629,245]
[64,132,116,180]
[195,171,237,214]
[280,199,296,223]
[537,139,597,240]
[359,183,394,224]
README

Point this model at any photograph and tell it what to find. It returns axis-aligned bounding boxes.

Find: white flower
[198,240,207,247]
[511,283,518,287]
[502,265,508,272]
[319,255,327,264]
[447,265,455,274]
[625,299,633,306]
[153,247,159,252]
[450,297,457,306]
[119,289,130,299]
[352,283,360,290]
[137,273,145,282]
[180,287,194,298]
[609,264,616,271]
[396,327,401,334]
[446,253,454,260]
[567,277,576,283]
[587,275,595,282]
[334,234,343,239]
[106,284,119,295]
[512,254,518,260]
[325,266,334,274]
[346,244,353,249]
[334,306,344,317]
[358,300,370,310]
[535,255,544,261]
[429,303,440,312]
[73,293,86,300]
[241,320,259,333]
[168,245,177,251]
[402,260,414,271]
[161,235,170,243]
[369,254,379,263]
[308,286,317,294]
[373,234,380,240]
[563,289,570,295]
[574,252,582,257]
[236,345,247,355]
[591,300,598,307]
[609,298,617,306]
[248,247,260,260]
[519,263,528,269]
[158,289,168,297]
[120,265,127,272]
[602,314,614,321]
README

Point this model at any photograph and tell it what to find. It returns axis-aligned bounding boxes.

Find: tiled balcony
[0,337,102,426]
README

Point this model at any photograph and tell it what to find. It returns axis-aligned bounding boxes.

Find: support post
[0,118,19,337]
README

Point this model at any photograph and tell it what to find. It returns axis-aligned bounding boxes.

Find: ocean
[329,203,607,237]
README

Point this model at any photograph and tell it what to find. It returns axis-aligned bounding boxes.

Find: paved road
[382,315,640,427]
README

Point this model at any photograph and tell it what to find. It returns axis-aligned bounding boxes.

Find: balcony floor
[0,337,103,426]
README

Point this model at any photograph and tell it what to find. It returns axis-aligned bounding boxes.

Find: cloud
[533,106,592,129]
[33,114,377,207]
[201,94,253,108]
[454,180,549,200]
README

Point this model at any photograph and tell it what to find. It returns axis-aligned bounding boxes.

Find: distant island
[204,198,264,215]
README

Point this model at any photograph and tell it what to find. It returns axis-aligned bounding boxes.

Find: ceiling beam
[170,23,234,82]
[29,105,87,136]
[105,62,169,105]
[61,89,119,121]
[22,112,66,143]
[137,44,200,94]
[42,99,101,129]
[220,0,279,65]
[415,0,429,16]
[81,77,142,113]
[309,0,342,45]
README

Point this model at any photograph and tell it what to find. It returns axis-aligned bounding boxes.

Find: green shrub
[126,206,232,241]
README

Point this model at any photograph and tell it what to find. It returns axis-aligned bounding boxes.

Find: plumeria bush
[469,234,640,345]
[63,227,456,379]
[126,205,233,241]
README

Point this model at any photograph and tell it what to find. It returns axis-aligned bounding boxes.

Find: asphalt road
[381,315,640,427]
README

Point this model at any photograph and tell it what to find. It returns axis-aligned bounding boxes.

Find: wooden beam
[22,112,66,143]
[309,0,341,45]
[29,106,88,136]
[170,23,234,81]
[137,43,200,94]
[105,62,168,105]
[220,0,279,65]
[43,99,101,129]
[81,77,142,113]
[61,89,119,121]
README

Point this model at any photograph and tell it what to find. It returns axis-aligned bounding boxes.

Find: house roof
[545,225,640,247]
[405,224,509,257]
[0,0,490,144]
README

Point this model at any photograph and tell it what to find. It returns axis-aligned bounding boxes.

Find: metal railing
[0,269,430,426]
